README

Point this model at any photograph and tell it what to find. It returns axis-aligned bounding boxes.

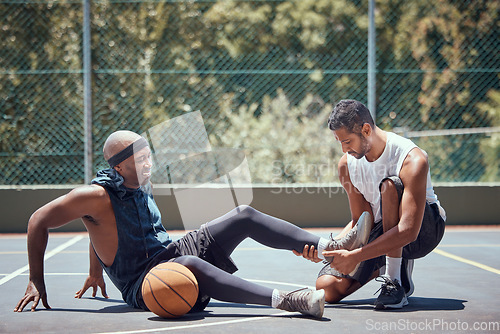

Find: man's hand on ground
[75,275,108,299]
[14,280,51,312]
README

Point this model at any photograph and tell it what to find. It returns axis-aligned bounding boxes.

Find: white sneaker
[276,288,325,319]
[324,212,372,275]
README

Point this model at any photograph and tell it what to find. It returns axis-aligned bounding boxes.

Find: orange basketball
[141,262,199,318]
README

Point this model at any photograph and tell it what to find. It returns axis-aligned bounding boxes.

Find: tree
[0,3,84,184]
[477,87,500,181]
[212,89,339,184]
[406,0,498,129]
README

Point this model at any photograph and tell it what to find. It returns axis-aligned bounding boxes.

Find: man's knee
[380,178,399,200]
[379,176,404,204]
[316,275,350,303]
[234,205,259,221]
[172,255,204,272]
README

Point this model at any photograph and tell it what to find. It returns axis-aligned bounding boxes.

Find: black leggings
[173,205,321,306]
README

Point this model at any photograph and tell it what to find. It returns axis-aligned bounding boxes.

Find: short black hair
[327,100,374,133]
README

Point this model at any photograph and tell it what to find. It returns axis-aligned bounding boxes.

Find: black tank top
[92,169,172,306]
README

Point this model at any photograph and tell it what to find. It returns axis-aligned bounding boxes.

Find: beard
[348,136,370,159]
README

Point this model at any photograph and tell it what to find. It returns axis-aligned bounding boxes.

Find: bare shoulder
[65,185,112,224]
[62,185,110,208]
[338,153,348,167]
[338,154,348,173]
[338,154,358,194]
[29,185,111,230]
[68,184,107,198]
[401,148,429,179]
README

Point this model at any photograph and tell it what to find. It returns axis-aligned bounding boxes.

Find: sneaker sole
[348,211,372,276]
[405,259,415,297]
[308,289,325,319]
[299,289,325,319]
[349,211,372,250]
[374,295,409,310]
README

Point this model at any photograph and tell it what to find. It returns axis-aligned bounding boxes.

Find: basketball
[141,262,199,318]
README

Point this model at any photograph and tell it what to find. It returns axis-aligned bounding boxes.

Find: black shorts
[318,176,446,285]
[135,223,238,311]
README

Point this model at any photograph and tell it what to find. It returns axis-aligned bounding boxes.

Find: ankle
[317,237,332,260]
[271,289,282,308]
[385,256,402,282]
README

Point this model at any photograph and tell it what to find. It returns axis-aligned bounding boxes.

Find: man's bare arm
[338,154,373,236]
[294,154,373,262]
[75,242,108,299]
[14,185,105,312]
[327,149,429,273]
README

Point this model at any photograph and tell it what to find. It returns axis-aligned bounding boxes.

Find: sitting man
[15,130,371,318]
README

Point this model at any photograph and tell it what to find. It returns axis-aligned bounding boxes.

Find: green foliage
[0,0,498,184]
[406,0,498,129]
[477,87,500,181]
[212,89,340,184]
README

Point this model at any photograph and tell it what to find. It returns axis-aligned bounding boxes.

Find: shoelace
[331,226,357,249]
[279,288,310,312]
[322,236,335,264]
[374,276,398,296]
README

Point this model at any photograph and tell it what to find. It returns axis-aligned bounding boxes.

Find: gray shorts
[135,223,238,311]
[318,176,445,285]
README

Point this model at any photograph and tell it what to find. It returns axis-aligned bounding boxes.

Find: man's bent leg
[206,205,321,256]
[316,275,357,303]
[375,177,407,309]
[380,178,403,282]
[316,269,380,303]
[315,220,385,303]
[380,178,402,258]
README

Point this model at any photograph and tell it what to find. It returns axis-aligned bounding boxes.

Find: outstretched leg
[206,205,321,256]
[172,255,325,318]
[173,255,272,305]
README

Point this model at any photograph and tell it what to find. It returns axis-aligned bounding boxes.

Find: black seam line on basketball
[145,277,176,317]
[150,271,195,309]
[149,271,195,309]
[154,268,199,295]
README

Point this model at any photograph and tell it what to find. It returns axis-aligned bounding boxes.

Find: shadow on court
[332,297,467,312]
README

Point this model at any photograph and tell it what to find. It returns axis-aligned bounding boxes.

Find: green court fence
[1,0,499,185]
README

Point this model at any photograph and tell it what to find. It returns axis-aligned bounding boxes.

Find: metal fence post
[368,0,376,121]
[83,0,93,184]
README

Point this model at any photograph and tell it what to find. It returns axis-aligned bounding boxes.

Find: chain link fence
[1,0,499,185]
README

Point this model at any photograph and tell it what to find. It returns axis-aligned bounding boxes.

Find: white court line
[0,235,84,286]
[95,278,314,334]
[95,311,291,334]
[0,273,88,276]
[247,278,314,290]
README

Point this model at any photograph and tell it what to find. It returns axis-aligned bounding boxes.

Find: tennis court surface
[1,226,499,334]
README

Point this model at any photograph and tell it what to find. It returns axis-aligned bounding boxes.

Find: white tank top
[347,132,446,222]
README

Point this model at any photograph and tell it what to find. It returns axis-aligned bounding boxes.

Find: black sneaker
[400,258,414,297]
[374,276,408,309]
